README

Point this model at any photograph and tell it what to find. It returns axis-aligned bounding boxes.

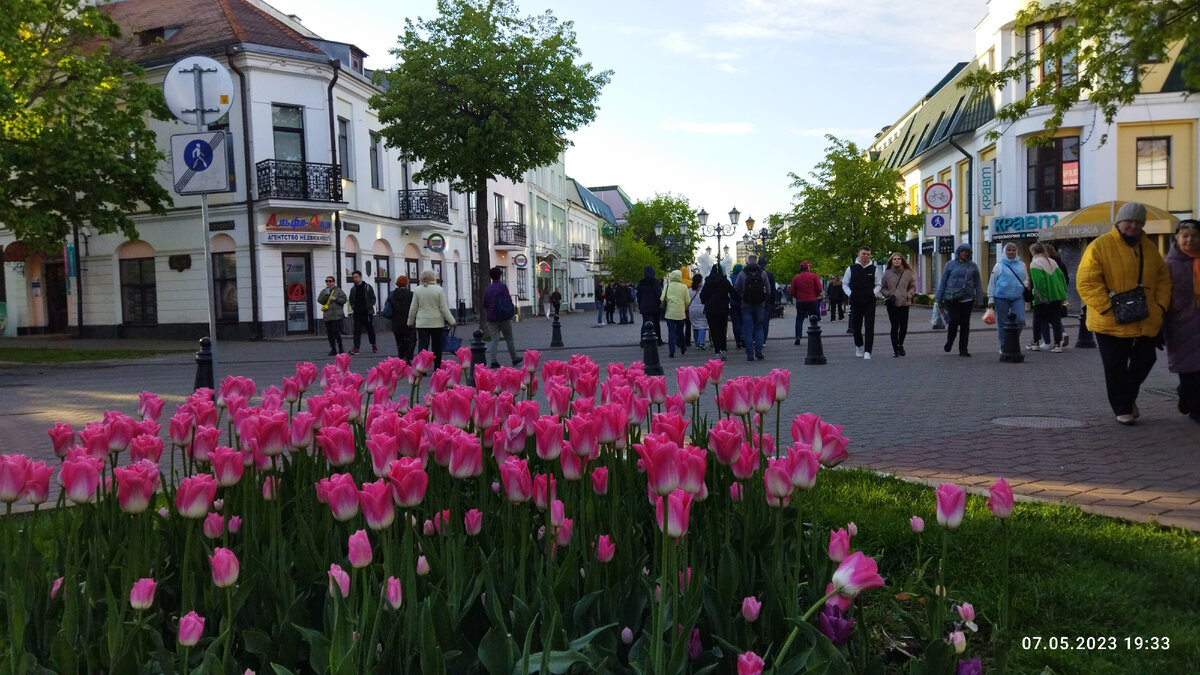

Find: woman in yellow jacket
[1076,202,1172,425]
[660,269,691,357]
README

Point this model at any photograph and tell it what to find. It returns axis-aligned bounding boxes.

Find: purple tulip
[818,605,854,647]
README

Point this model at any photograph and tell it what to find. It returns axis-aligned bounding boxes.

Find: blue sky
[273,0,988,251]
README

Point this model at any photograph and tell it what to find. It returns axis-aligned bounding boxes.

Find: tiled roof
[874,62,995,170]
[569,179,617,225]
[100,0,325,65]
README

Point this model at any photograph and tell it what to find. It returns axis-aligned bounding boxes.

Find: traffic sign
[923,212,950,238]
[171,132,229,194]
[163,56,235,127]
[924,182,952,211]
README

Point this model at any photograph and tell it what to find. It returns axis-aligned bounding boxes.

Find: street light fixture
[698,206,742,258]
[654,220,689,269]
[744,215,768,256]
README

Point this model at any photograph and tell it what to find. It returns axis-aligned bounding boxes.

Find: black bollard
[641,321,664,376]
[999,309,1025,363]
[194,336,214,391]
[1075,305,1096,348]
[469,329,486,386]
[804,314,827,365]
[550,312,564,347]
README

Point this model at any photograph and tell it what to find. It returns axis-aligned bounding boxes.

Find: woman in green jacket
[660,269,691,357]
[1029,242,1069,352]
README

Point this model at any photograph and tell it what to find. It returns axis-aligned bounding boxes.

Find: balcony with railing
[399,188,450,225]
[494,221,527,249]
[256,160,343,202]
[570,243,591,261]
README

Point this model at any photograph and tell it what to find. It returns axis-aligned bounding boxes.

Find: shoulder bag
[1004,264,1034,303]
[1108,243,1150,324]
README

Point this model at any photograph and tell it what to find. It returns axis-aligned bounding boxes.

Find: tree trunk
[474,182,490,335]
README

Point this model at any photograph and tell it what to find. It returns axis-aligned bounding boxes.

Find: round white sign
[924,182,953,211]
[163,56,235,127]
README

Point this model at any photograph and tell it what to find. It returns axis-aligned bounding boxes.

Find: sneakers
[794,338,803,346]
[1027,343,1040,352]
[350,348,360,355]
[898,346,906,356]
[855,346,864,358]
[863,352,872,360]
[755,352,764,360]
[1116,414,1136,425]
[718,351,728,361]
[1061,334,1070,348]
[1051,344,1063,353]
[372,344,378,353]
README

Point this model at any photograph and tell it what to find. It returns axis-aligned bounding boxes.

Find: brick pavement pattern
[2,305,1197,528]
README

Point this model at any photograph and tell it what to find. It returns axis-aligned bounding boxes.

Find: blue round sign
[184,140,214,171]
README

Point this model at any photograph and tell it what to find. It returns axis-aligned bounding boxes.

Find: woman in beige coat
[407,270,457,370]
[880,252,918,357]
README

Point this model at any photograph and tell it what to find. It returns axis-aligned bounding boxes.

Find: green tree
[961,1,1200,144]
[623,193,699,271]
[0,0,171,253]
[605,229,661,285]
[370,0,610,330]
[783,136,921,268]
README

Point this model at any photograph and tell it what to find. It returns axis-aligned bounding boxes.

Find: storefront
[262,211,333,336]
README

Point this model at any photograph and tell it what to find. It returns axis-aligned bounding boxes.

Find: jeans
[352,313,376,350]
[993,296,1025,347]
[795,300,821,337]
[730,306,743,345]
[849,301,876,353]
[741,305,767,358]
[596,302,604,324]
[1033,303,1064,345]
[665,318,686,355]
[416,327,445,371]
[1094,333,1158,416]
[693,327,706,346]
[885,303,909,352]
[705,310,728,353]
[487,319,518,366]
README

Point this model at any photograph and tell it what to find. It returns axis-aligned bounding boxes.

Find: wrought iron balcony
[494,221,527,248]
[570,243,591,260]
[399,188,450,224]
[256,160,343,202]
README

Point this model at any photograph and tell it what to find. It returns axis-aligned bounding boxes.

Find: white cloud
[788,127,880,143]
[661,120,756,135]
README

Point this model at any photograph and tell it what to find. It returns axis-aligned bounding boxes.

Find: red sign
[924,183,953,210]
[286,282,306,302]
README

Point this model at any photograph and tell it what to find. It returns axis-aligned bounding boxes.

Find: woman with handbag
[660,269,691,358]
[987,242,1030,352]
[1077,202,1172,425]
[407,270,457,372]
[880,252,917,357]
[1029,243,1068,352]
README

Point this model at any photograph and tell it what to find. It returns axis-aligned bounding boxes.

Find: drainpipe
[327,60,342,285]
[949,134,974,249]
[226,47,262,340]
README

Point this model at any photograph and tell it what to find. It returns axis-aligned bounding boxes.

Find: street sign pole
[184,63,220,389]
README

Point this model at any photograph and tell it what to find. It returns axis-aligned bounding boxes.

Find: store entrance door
[282,252,313,335]
[43,261,68,333]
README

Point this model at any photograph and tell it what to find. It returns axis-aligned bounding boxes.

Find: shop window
[213,252,238,323]
[119,258,157,325]
[432,260,443,285]
[1136,137,1170,188]
[374,255,390,304]
[344,252,357,283]
[406,258,419,281]
[1026,136,1080,212]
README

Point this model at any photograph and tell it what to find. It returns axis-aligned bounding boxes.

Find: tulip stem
[997,519,1011,674]
[222,585,233,666]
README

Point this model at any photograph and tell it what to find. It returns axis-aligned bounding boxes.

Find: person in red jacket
[789,261,824,345]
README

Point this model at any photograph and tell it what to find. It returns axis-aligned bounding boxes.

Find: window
[515,202,526,225]
[1027,136,1081,212]
[494,193,506,222]
[119,258,157,325]
[1023,21,1077,91]
[337,117,352,180]
[432,260,443,284]
[374,255,390,304]
[369,132,382,189]
[213,252,238,323]
[1136,137,1170,188]
[272,105,304,162]
[344,252,357,283]
[406,258,419,281]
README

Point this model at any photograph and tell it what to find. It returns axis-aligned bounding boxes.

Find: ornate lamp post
[744,215,768,255]
[654,220,690,269]
[698,206,742,257]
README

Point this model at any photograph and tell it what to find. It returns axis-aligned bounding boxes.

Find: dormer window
[350,53,363,74]
[137,26,181,46]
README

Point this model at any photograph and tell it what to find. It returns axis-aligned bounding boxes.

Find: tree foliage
[369,0,610,326]
[960,0,1200,144]
[623,193,700,271]
[783,136,921,270]
[0,0,171,252]
[605,229,662,284]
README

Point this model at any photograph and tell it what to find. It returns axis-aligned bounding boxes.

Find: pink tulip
[786,447,819,490]
[190,425,221,464]
[129,434,164,464]
[988,477,1014,518]
[448,434,483,478]
[416,555,430,576]
[816,430,850,468]
[729,482,743,502]
[847,522,858,536]
[261,476,280,501]
[830,551,884,599]
[320,473,360,521]
[48,423,75,458]
[328,563,351,597]
[178,611,205,647]
[499,457,533,503]
[559,445,585,480]
[176,474,218,519]
[566,414,598,458]
[386,457,427,508]
[60,456,102,504]
[77,424,110,458]
[534,417,564,461]
[533,473,556,511]
[348,530,373,568]
[522,350,541,373]
[678,446,707,496]
[596,535,615,563]
[209,446,244,487]
[650,413,687,446]
[825,582,852,612]
[203,512,225,539]
[254,413,288,457]
[936,483,966,530]
[707,419,742,466]
[547,384,571,417]
[676,366,705,403]
[129,578,157,610]
[317,423,356,467]
[209,548,240,588]
[169,412,196,447]
[734,595,760,623]
[366,433,398,478]
[550,499,565,528]
[554,517,574,547]
[949,630,966,654]
[289,412,316,451]
[910,515,925,533]
[114,460,160,514]
[591,467,609,496]
[738,651,765,675]
[655,489,693,540]
[828,528,850,562]
[957,602,977,631]
[751,377,775,414]
[0,454,30,503]
[705,358,724,383]
[731,442,759,481]
[769,368,790,402]
[385,577,402,609]
[764,458,792,501]
[356,479,394,530]
[464,509,482,536]
[634,437,680,496]
[621,627,633,645]
[227,515,242,533]
[22,461,53,505]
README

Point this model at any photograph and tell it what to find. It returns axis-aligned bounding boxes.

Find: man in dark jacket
[617,281,633,324]
[842,247,880,359]
[594,278,605,326]
[483,266,520,367]
[635,266,664,343]
[348,270,377,354]
[734,255,770,360]
[387,276,415,360]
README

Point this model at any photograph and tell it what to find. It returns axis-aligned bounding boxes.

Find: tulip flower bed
[2,350,1016,674]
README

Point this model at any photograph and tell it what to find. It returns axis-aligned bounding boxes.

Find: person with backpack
[385,276,415,361]
[936,243,984,357]
[734,254,770,361]
[842,247,881,359]
[483,266,521,367]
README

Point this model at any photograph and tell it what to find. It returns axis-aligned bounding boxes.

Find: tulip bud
[621,627,633,645]
[949,630,966,654]
[178,611,205,647]
[910,515,925,533]
[416,555,430,576]
[203,512,224,539]
[741,596,762,622]
[385,577,402,610]
[50,577,63,600]
[464,509,483,536]
[228,516,242,534]
[348,530,373,569]
[129,578,157,611]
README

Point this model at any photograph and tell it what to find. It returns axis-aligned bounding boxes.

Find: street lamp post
[698,207,742,259]
[654,220,690,270]
[744,215,768,255]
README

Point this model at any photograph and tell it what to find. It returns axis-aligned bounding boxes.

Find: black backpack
[495,289,515,321]
[742,269,767,305]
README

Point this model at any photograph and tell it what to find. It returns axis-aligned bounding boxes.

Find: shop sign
[264,213,332,245]
[426,233,446,253]
[513,254,528,268]
[990,213,1060,241]
[978,160,995,216]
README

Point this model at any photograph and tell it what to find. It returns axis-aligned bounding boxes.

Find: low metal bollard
[550,312,564,348]
[1075,305,1096,349]
[469,329,486,386]
[641,321,664,376]
[999,309,1025,363]
[194,336,214,391]
[804,314,827,365]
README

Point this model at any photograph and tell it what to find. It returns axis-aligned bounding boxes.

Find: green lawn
[811,469,1200,674]
[0,347,189,363]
